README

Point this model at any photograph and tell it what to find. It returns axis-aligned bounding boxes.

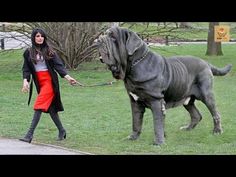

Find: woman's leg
[19,110,42,143]
[49,107,66,140]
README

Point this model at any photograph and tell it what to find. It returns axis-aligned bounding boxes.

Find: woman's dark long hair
[29,28,55,64]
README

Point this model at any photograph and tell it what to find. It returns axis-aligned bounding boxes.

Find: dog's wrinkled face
[96,27,143,80]
[97,28,123,79]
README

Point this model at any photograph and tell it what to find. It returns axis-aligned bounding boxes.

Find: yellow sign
[214,25,230,42]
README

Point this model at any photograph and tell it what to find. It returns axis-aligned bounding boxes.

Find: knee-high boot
[19,110,42,143]
[49,108,66,140]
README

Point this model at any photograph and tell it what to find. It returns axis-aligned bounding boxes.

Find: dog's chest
[125,79,160,101]
[125,81,142,101]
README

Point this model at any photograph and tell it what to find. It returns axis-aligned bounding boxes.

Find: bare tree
[1,22,108,70]
[29,22,106,69]
[206,22,223,56]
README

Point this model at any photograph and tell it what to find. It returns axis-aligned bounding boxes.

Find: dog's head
[95,27,144,80]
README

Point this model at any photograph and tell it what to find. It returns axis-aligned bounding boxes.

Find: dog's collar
[130,49,149,69]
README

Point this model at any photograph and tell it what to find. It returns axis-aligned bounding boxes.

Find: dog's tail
[209,63,232,76]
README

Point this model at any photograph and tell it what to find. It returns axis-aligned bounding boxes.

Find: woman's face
[35,32,44,45]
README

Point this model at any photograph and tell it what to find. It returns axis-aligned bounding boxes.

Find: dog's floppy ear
[126,31,143,55]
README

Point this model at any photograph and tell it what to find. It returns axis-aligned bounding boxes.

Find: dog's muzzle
[110,65,118,72]
[109,65,120,79]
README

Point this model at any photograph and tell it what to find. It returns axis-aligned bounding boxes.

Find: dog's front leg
[150,99,165,145]
[128,96,145,140]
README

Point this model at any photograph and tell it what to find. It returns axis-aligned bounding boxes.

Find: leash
[73,80,117,87]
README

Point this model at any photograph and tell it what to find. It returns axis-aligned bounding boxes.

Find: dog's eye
[106,30,116,41]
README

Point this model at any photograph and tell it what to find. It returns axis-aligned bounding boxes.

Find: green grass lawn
[1,45,236,154]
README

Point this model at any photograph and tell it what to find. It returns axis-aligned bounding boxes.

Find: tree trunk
[0,24,5,49]
[206,22,223,56]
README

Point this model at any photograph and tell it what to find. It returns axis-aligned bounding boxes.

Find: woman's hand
[22,79,29,93]
[64,75,78,86]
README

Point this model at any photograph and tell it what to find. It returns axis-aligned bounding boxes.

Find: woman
[20,28,77,143]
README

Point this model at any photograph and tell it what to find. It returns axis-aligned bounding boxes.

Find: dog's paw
[213,128,223,134]
[127,135,138,140]
[127,134,139,140]
[153,141,166,147]
[180,125,192,130]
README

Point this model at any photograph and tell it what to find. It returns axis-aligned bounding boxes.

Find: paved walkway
[0,137,92,155]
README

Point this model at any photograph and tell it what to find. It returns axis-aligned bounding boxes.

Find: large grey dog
[96,26,232,145]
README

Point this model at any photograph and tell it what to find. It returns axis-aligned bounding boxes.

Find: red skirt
[34,71,54,112]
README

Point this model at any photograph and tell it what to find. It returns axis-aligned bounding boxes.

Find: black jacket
[22,49,68,113]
